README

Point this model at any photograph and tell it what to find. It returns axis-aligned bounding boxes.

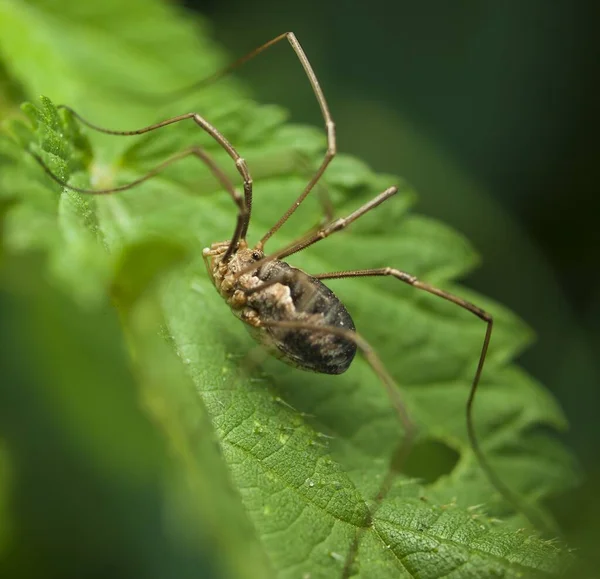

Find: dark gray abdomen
[250,261,357,374]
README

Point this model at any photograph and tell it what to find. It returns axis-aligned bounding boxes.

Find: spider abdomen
[248,260,357,374]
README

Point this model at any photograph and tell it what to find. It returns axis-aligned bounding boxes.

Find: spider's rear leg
[312,269,549,534]
[314,268,493,484]
[258,318,414,579]
[259,319,416,496]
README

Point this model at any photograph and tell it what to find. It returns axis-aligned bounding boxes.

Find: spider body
[203,240,357,374]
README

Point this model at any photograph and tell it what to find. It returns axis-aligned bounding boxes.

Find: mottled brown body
[203,241,357,374]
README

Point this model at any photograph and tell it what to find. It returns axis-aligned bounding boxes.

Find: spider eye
[252,251,261,260]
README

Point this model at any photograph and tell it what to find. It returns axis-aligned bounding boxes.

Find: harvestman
[30,31,533,575]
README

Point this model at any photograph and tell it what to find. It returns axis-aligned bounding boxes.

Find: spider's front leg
[29,106,254,259]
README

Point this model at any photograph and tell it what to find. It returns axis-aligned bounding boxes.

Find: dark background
[187,0,600,558]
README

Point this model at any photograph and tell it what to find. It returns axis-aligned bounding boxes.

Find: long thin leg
[259,318,414,579]
[162,32,336,249]
[292,151,335,224]
[40,105,253,260]
[278,186,398,259]
[32,145,247,260]
[56,32,332,251]
[252,34,336,248]
[254,154,336,251]
[314,267,551,533]
[247,187,333,269]
[259,319,416,494]
[234,186,398,281]
[244,154,335,260]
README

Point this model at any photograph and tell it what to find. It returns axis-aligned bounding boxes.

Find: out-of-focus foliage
[0,1,579,577]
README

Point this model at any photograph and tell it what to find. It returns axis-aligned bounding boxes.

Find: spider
[29,31,530,577]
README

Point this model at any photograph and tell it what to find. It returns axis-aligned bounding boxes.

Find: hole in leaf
[403,439,460,484]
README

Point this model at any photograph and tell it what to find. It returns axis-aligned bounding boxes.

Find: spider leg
[234,185,398,281]
[208,33,336,248]
[31,106,253,260]
[259,318,416,492]
[316,269,492,459]
[160,32,336,248]
[314,267,553,534]
[277,186,398,259]
[259,318,414,579]
[244,34,336,249]
[291,151,335,225]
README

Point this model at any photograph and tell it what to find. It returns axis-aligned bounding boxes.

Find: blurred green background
[1,0,598,576]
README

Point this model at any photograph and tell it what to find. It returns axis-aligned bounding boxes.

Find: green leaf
[0,2,578,578]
